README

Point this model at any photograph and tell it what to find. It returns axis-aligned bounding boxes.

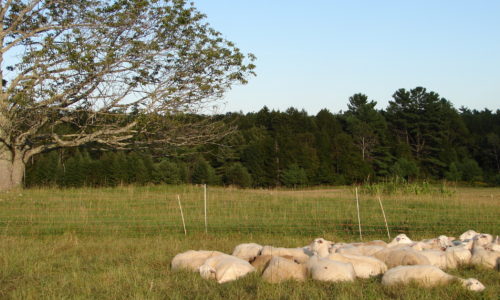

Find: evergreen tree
[223,163,252,188]
[281,164,308,188]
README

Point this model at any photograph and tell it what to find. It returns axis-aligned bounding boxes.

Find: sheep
[306,255,356,282]
[471,245,500,269]
[309,237,334,257]
[232,243,263,262]
[199,254,255,284]
[250,254,297,272]
[352,240,388,247]
[418,250,448,269]
[373,247,431,268]
[485,236,500,252]
[387,234,414,247]
[444,243,473,268]
[326,253,387,278]
[261,256,307,283]
[332,244,363,256]
[472,233,494,247]
[459,229,479,241]
[171,250,225,272]
[260,245,311,263]
[382,265,485,291]
[420,235,453,250]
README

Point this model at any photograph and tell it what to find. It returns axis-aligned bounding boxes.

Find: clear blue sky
[195,1,500,114]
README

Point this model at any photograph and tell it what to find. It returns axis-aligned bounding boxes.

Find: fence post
[204,184,207,234]
[377,194,391,240]
[355,187,363,241]
[177,194,187,236]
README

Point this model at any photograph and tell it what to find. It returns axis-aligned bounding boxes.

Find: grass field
[0,185,499,299]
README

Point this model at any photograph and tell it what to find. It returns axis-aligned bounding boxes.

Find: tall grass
[0,185,499,299]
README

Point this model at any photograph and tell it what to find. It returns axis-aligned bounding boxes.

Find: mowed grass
[0,185,499,299]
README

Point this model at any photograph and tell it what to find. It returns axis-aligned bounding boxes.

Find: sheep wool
[171,250,225,272]
[459,229,480,241]
[306,255,356,282]
[387,234,414,247]
[199,254,255,284]
[232,243,263,262]
[326,253,387,278]
[260,246,311,263]
[374,247,431,268]
[471,246,500,269]
[261,256,307,283]
[382,265,485,292]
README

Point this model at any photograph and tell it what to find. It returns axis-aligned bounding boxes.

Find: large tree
[0,0,255,190]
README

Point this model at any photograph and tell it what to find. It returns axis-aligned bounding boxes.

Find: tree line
[26,87,500,188]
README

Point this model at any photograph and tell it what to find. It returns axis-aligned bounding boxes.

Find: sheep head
[310,238,332,257]
[461,278,486,292]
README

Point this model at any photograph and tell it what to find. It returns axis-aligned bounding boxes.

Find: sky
[194,1,500,114]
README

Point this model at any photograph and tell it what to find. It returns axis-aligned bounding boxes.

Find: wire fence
[0,185,499,240]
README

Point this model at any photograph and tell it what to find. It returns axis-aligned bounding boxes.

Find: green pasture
[0,186,499,299]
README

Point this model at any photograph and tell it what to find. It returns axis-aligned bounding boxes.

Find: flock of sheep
[171,229,500,292]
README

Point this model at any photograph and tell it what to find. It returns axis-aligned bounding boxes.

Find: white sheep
[472,233,494,247]
[354,245,386,256]
[459,229,479,241]
[199,254,255,284]
[485,236,500,252]
[374,247,431,268]
[332,241,386,256]
[306,255,356,282]
[261,256,307,283]
[171,250,225,272]
[250,254,296,272]
[381,265,485,292]
[232,243,263,262]
[387,234,414,247]
[260,245,311,263]
[418,235,453,250]
[326,253,387,278]
[471,245,500,269]
[445,242,473,268]
[332,244,363,256]
[352,240,388,247]
[418,250,448,269]
[309,237,334,257]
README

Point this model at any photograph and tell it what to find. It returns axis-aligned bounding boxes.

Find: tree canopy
[0,0,255,190]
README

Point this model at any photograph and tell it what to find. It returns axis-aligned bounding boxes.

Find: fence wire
[0,185,499,240]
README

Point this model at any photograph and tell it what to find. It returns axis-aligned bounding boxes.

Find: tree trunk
[0,147,26,190]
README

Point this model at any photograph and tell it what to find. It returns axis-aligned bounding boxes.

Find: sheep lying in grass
[485,236,500,252]
[199,254,255,284]
[232,243,263,262]
[352,240,388,247]
[460,229,480,241]
[260,246,311,263]
[419,244,472,270]
[387,234,414,247]
[332,244,363,256]
[171,250,225,272]
[355,245,387,256]
[306,255,356,282]
[309,237,334,257]
[382,265,485,291]
[310,237,386,277]
[262,256,307,283]
[250,254,297,272]
[471,245,500,269]
[374,247,431,268]
[472,234,494,247]
[329,240,386,256]
[326,253,387,278]
[417,235,453,250]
